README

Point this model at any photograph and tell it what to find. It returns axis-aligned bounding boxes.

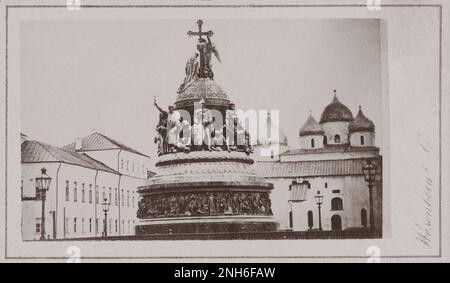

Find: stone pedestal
[136,151,278,234]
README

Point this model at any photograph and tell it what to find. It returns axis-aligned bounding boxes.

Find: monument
[135,20,278,234]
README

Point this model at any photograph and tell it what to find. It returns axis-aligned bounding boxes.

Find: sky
[20,18,382,162]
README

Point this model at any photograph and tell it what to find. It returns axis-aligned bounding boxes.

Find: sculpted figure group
[137,191,273,219]
[154,99,253,156]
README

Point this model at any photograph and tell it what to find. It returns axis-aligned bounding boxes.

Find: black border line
[4,3,443,260]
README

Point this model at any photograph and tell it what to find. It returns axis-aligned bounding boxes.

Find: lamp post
[314,191,323,231]
[101,198,110,237]
[362,159,378,232]
[35,168,52,240]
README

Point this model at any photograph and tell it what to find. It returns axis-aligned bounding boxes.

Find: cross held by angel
[178,19,221,94]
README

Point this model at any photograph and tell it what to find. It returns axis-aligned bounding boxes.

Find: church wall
[321,121,350,145]
[299,134,324,149]
[268,174,382,232]
[350,132,375,147]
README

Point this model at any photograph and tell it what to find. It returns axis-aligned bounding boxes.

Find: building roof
[63,132,149,158]
[299,113,324,137]
[281,145,380,156]
[349,106,375,133]
[22,140,118,174]
[255,158,381,178]
[320,91,354,123]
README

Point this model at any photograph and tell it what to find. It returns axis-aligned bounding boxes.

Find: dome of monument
[349,106,375,133]
[175,78,230,109]
[299,113,324,137]
[320,91,354,123]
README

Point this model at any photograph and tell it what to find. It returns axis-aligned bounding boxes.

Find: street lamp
[101,198,110,237]
[35,168,52,240]
[314,191,323,231]
[362,159,378,232]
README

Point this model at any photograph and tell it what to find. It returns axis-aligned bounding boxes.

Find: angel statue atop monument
[178,19,221,94]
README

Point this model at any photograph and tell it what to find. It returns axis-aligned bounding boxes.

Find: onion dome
[349,106,375,133]
[299,112,324,137]
[320,90,354,123]
[175,78,230,109]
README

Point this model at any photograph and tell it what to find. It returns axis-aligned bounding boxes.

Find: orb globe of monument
[174,78,231,110]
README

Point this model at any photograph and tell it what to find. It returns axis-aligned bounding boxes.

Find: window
[361,209,368,228]
[334,134,340,144]
[82,218,85,233]
[95,218,99,234]
[331,197,343,211]
[307,211,313,229]
[323,136,327,145]
[142,164,145,174]
[121,159,124,169]
[102,186,106,201]
[89,185,92,203]
[35,218,41,234]
[65,181,69,201]
[360,135,365,145]
[128,220,130,233]
[311,139,315,148]
[132,161,135,172]
[89,218,92,233]
[127,190,130,207]
[126,161,129,171]
[122,220,125,233]
[73,218,77,233]
[81,183,85,203]
[73,182,77,202]
[95,186,99,203]
[332,190,340,194]
[132,193,135,208]
[121,189,124,206]
[325,182,328,188]
[115,188,118,206]
[109,219,112,234]
[109,187,112,202]
[115,220,118,233]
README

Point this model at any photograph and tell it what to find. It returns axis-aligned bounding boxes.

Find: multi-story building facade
[21,132,151,240]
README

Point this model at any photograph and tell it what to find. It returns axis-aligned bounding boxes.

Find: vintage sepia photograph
[20,17,383,240]
[1,0,448,263]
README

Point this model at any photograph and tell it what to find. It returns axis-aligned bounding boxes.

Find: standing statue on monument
[194,99,214,151]
[154,97,181,153]
[187,19,221,80]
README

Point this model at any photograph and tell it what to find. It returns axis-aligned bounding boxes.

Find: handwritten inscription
[415,132,432,248]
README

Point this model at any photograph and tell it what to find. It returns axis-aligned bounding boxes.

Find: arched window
[331,197,343,211]
[361,209,367,228]
[323,136,327,145]
[360,135,365,145]
[307,211,313,229]
[324,182,328,188]
[311,139,315,148]
[334,134,340,144]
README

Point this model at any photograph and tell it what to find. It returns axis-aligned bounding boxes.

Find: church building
[255,90,382,234]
